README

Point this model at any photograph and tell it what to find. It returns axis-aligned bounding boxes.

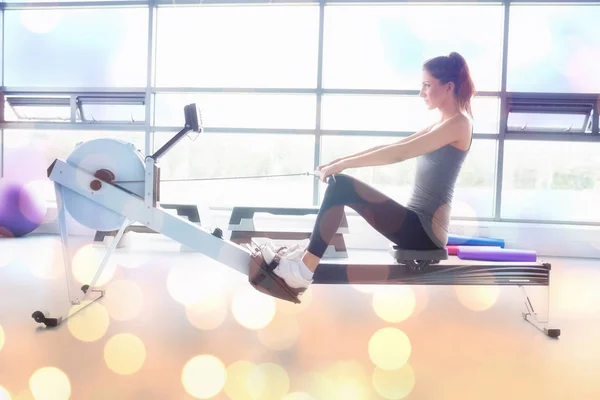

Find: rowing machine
[31,103,560,339]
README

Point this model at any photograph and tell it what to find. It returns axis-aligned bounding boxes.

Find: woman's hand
[316,157,342,172]
[318,160,347,182]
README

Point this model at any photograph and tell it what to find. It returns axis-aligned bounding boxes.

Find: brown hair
[423,52,476,117]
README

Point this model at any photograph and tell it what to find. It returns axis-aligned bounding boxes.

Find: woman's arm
[319,123,436,169]
[341,116,470,169]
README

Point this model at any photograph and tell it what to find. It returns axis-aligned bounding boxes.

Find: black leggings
[308,173,441,258]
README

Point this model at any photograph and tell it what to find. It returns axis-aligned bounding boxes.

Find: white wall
[33,203,600,260]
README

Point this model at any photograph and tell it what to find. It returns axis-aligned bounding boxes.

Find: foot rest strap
[388,244,448,261]
[247,250,304,304]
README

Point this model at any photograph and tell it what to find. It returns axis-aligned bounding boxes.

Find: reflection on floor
[0,234,599,400]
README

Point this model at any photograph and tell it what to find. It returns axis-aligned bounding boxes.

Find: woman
[264,52,476,293]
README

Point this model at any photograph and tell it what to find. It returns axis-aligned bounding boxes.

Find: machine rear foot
[522,312,560,339]
[545,328,561,338]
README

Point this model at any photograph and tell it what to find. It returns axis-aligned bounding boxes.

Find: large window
[4,8,148,87]
[322,4,505,91]
[1,1,599,228]
[501,141,600,223]
[154,5,320,88]
[154,132,315,207]
[154,93,317,129]
[507,5,600,93]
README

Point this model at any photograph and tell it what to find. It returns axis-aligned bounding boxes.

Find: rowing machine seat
[389,244,448,261]
[388,244,448,272]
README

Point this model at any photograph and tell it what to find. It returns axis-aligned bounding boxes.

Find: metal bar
[507,92,599,101]
[150,126,500,138]
[151,87,502,97]
[153,87,318,94]
[70,95,77,123]
[504,0,599,3]
[319,130,498,138]
[1,0,596,9]
[494,1,510,221]
[4,0,557,8]
[322,0,504,3]
[592,97,599,136]
[0,121,145,131]
[323,88,500,97]
[1,9,4,87]
[313,0,325,206]
[504,132,600,142]
[6,97,71,106]
[0,129,3,178]
[150,126,192,160]
[324,0,596,3]
[0,87,146,95]
[6,85,595,99]
[472,217,600,227]
[77,95,146,104]
[154,126,316,135]
[145,0,156,156]
[0,1,149,9]
[155,0,318,5]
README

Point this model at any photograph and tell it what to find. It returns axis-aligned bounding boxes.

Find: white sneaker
[253,239,313,290]
[272,256,314,290]
[258,240,308,264]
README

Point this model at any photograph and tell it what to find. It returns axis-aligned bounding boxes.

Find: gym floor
[1,233,599,400]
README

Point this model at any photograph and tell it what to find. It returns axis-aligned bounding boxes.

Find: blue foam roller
[447,234,505,248]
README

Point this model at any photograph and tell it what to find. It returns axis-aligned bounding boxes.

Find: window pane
[154,93,316,129]
[4,96,71,122]
[319,137,496,218]
[507,5,600,93]
[507,112,588,133]
[323,4,504,91]
[3,95,147,123]
[501,141,600,222]
[79,100,146,123]
[321,94,499,134]
[154,132,315,207]
[4,8,148,87]
[3,130,146,203]
[155,6,319,88]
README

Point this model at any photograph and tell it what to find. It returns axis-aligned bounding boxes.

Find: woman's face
[419,69,453,110]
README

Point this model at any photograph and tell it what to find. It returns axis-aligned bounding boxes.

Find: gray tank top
[406,138,471,248]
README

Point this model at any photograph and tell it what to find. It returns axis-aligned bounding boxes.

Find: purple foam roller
[457,247,537,262]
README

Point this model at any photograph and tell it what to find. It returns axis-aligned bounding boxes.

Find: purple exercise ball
[0,179,47,238]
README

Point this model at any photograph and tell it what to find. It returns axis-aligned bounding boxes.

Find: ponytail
[423,52,476,117]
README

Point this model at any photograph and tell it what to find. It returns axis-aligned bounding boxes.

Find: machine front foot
[32,285,106,329]
[31,311,63,328]
[248,252,304,304]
